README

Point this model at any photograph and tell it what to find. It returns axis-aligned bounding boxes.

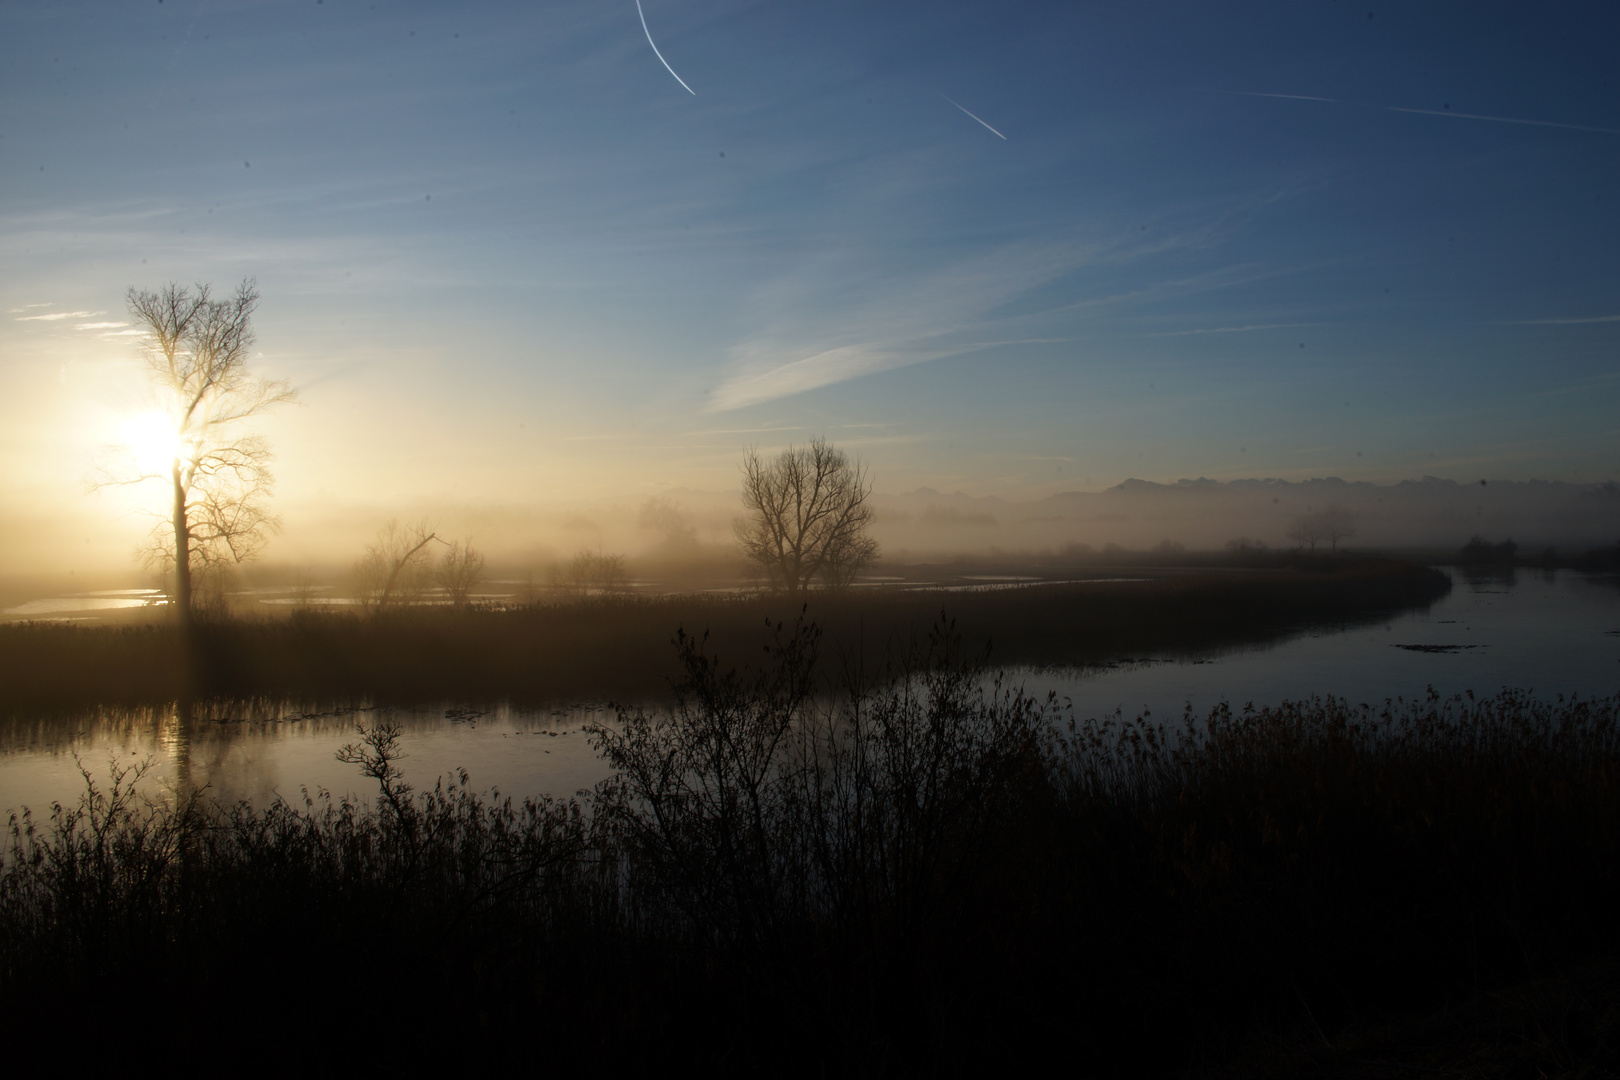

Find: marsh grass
[0,556,1448,711]
[3,605,1616,1072]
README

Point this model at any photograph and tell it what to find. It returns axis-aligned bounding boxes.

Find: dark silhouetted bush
[5,615,1615,1073]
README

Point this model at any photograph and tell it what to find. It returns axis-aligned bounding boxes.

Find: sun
[117,409,182,475]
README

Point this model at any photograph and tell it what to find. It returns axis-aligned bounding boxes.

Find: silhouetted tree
[437,539,486,607]
[638,496,699,550]
[561,550,627,594]
[355,519,439,611]
[1286,513,1324,552]
[1286,506,1357,553]
[96,280,295,629]
[1319,505,1358,552]
[735,437,878,591]
[1458,535,1518,565]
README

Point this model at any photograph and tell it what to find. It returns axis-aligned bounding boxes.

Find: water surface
[1035,566,1620,722]
[3,568,1616,816]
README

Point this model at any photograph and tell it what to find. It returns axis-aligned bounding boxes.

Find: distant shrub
[1458,534,1519,564]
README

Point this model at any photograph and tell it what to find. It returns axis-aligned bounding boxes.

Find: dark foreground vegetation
[0,556,1448,709]
[1455,534,1620,572]
[3,616,1616,1074]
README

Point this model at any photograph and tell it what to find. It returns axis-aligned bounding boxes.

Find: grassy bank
[3,615,1614,1073]
[0,556,1448,709]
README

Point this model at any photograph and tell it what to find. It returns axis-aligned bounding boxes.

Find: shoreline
[0,557,1451,711]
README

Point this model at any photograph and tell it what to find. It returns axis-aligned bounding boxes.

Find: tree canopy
[736,437,879,591]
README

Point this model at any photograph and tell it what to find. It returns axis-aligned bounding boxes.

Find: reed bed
[2,608,1615,1073]
[0,557,1449,710]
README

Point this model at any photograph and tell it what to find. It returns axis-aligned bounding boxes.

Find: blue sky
[2,1,1618,567]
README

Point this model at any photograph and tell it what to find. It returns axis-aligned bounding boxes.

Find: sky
[2,1,1618,572]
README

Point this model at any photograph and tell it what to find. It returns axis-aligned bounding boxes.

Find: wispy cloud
[706,190,1307,412]
[16,310,99,322]
[679,425,804,437]
[706,235,1090,412]
[1532,370,1620,398]
[76,321,128,330]
[1144,321,1320,337]
[710,344,940,411]
[1505,314,1620,325]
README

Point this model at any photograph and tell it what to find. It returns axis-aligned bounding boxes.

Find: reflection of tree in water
[158,698,195,798]
[1458,564,1517,590]
[155,698,292,804]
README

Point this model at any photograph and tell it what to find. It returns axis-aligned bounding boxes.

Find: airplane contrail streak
[1231,90,1341,103]
[1224,88,1619,136]
[1384,106,1620,135]
[635,0,696,96]
[1505,314,1620,325]
[944,95,1007,139]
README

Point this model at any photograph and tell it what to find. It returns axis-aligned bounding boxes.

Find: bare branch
[736,437,879,591]
[354,519,442,612]
[94,279,297,624]
[437,539,487,608]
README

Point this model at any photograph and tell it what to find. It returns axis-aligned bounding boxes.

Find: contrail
[635,0,696,96]
[1384,105,1620,135]
[944,95,1007,139]
[1229,90,1341,103]
[1505,314,1620,325]
[1223,88,1620,136]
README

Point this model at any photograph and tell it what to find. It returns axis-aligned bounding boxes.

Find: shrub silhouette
[3,619,1617,1071]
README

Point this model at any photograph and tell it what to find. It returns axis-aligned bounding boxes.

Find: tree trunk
[171,462,192,631]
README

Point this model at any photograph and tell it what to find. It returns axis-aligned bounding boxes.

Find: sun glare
[118,409,181,475]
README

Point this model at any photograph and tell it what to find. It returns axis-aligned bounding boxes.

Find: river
[3,566,1616,817]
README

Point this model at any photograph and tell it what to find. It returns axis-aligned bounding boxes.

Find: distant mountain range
[870,477,1620,555]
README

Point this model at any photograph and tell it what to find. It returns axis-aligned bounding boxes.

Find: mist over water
[6,567,1614,818]
[7,476,1620,601]
[6,5,1620,1064]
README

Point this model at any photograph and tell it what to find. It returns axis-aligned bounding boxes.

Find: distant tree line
[1287,505,1358,552]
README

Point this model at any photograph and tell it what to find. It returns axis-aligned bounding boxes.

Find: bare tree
[354,519,439,611]
[554,549,627,595]
[735,437,879,591]
[1286,506,1358,553]
[95,280,296,629]
[437,539,486,607]
[1285,514,1323,552]
[638,496,699,551]
[288,567,321,611]
[1319,505,1358,552]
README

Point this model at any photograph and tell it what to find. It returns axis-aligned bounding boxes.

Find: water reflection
[3,568,1616,818]
[1,698,613,819]
[1456,563,1517,590]
[1032,567,1619,725]
[2,588,166,619]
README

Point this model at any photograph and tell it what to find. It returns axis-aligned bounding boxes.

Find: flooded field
[3,567,1615,816]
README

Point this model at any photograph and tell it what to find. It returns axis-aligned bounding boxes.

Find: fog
[871,475,1620,559]
[6,473,1615,616]
[211,473,1620,575]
